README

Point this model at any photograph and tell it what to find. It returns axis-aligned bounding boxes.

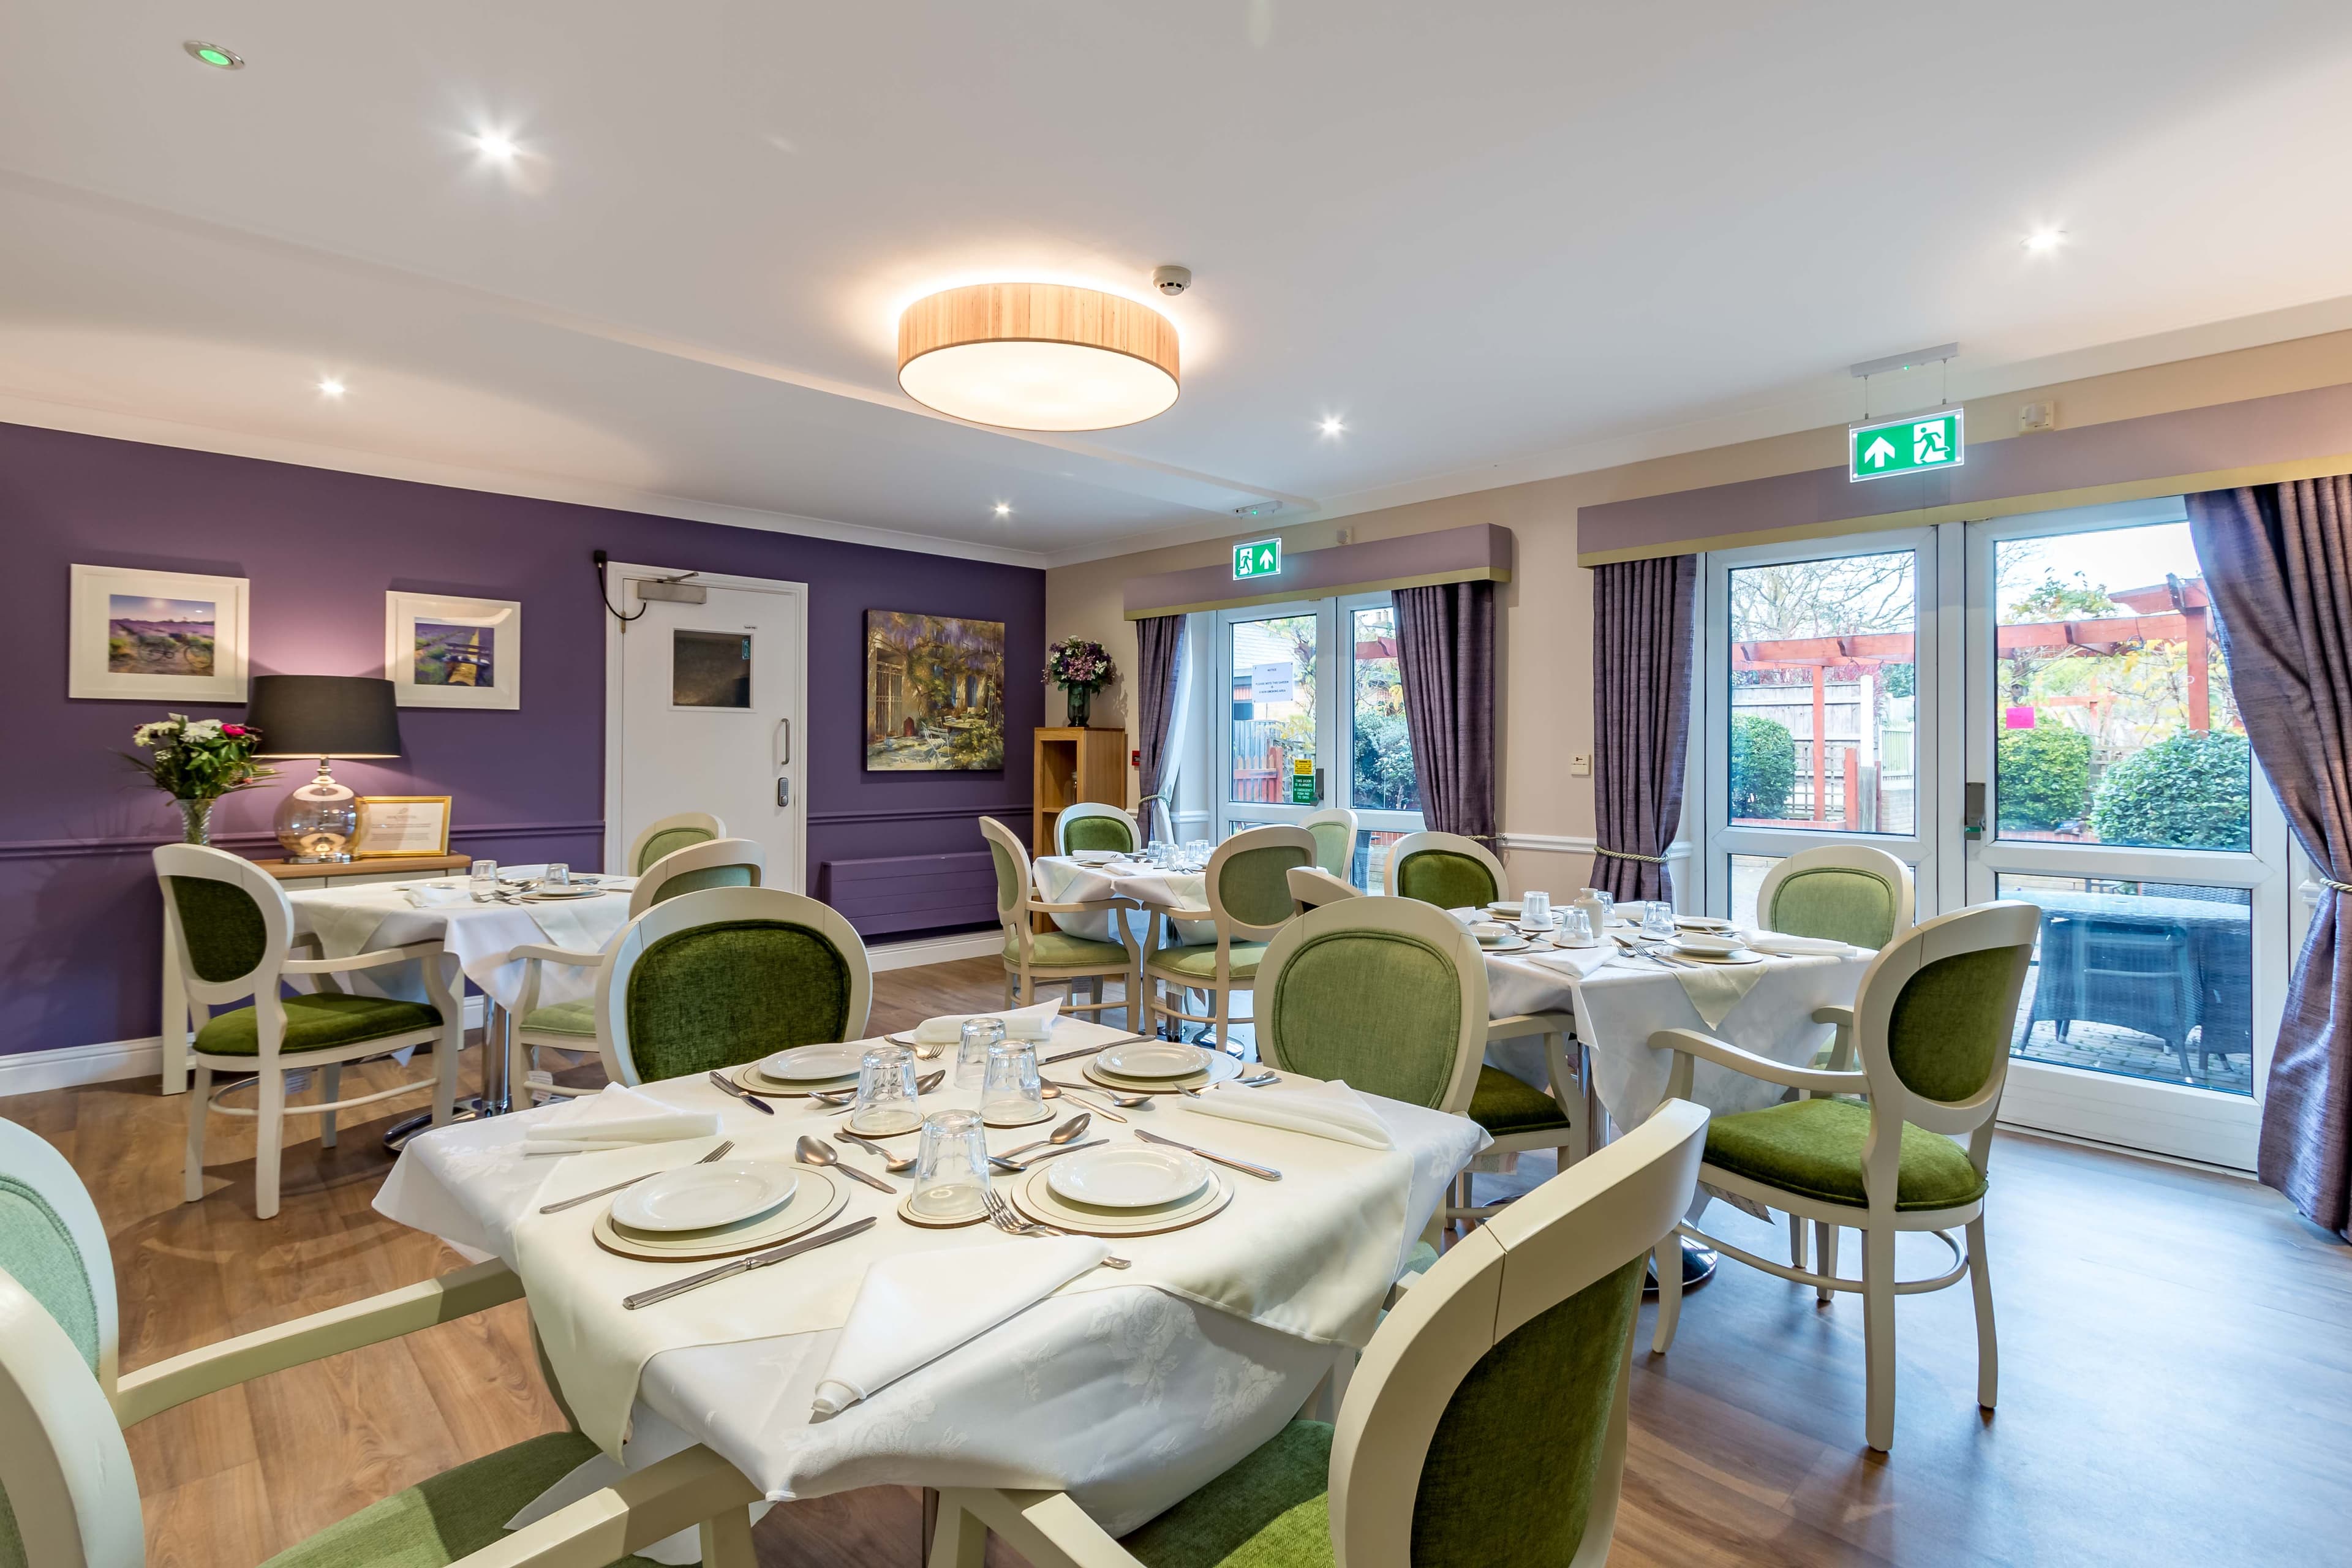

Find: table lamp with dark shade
[244,675,404,862]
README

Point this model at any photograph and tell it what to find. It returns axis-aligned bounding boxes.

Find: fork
[981,1189,1130,1267]
[537,1139,736,1214]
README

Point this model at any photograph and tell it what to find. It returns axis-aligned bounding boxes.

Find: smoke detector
[1152,265,1192,296]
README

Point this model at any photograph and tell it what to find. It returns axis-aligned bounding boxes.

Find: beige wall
[1046,327,2352,891]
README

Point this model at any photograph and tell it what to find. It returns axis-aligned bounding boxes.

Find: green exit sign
[1232,537,1281,580]
[1849,409,1964,483]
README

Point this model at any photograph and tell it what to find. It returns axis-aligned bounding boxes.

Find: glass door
[1962,500,2289,1167]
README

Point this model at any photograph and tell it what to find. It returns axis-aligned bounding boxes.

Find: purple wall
[0,421,1042,1056]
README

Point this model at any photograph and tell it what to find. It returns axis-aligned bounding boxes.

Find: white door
[605,565,807,891]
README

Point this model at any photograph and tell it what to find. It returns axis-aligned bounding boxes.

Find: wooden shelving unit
[1033,726,1130,858]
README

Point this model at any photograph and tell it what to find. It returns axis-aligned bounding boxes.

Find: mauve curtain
[1589,555,1697,902]
[1134,614,1188,843]
[1393,580,1497,843]
[2188,477,2352,1237]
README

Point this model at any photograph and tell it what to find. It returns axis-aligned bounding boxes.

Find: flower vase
[1065,687,1093,728]
[177,797,214,846]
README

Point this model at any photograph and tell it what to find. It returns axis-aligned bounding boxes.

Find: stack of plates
[1081,1041,1247,1095]
[1011,1146,1232,1237]
[1670,933,1765,965]
[524,887,605,902]
[731,1042,864,1098]
[1069,850,1126,866]
[590,1161,847,1262]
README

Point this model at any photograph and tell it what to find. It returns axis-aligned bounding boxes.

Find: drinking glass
[1642,902,1677,940]
[544,862,570,891]
[910,1109,990,1221]
[1521,890,1552,929]
[1146,838,1171,868]
[981,1040,1044,1125]
[470,860,500,898]
[956,1017,1005,1090]
[851,1044,922,1136]
[1556,907,1596,946]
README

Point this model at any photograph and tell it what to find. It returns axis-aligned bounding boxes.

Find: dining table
[373,1017,1486,1555]
[1031,854,1216,943]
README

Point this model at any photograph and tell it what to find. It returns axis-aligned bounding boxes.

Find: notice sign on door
[1291,757,1317,805]
[1250,661,1296,703]
[1849,408,1964,483]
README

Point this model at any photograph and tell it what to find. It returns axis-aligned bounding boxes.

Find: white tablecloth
[1032,857,1215,944]
[288,881,635,1011]
[374,1019,1485,1530]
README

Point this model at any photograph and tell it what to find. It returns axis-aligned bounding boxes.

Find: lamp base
[275,759,358,862]
[283,851,356,864]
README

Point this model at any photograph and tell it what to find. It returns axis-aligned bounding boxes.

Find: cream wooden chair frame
[1053,802,1141,857]
[1298,805,1359,879]
[1284,865,1360,913]
[591,886,873,1087]
[981,816,1142,1028]
[156,845,462,1219]
[622,812,726,876]
[1381,829,1505,904]
[0,1118,765,1568]
[511,838,771,1101]
[1648,901,2038,1452]
[1140,825,1314,1052]
[925,1100,1709,1568]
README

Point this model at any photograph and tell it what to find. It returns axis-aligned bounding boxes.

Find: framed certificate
[352,796,453,858]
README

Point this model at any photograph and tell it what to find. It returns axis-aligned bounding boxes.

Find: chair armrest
[1811,1005,1855,1028]
[1650,1027,1868,1101]
[281,941,446,976]
[510,944,605,967]
[112,1259,522,1426]
[950,1488,1144,1568]
[1143,904,1213,922]
[447,1444,763,1568]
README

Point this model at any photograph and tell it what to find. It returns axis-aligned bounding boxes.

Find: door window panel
[1349,606,1419,812]
[1727,853,1781,929]
[1992,523,2248,850]
[673,630,752,709]
[1727,550,1917,833]
[1227,615,1317,804]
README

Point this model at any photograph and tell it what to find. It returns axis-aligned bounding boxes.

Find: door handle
[776,777,791,808]
[775,718,791,767]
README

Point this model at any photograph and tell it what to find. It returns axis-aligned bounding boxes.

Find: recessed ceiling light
[898,282,1178,431]
[472,130,521,163]
[183,40,244,69]
[2023,228,2066,253]
[993,502,1012,517]
[1319,415,1346,437]
[317,377,346,399]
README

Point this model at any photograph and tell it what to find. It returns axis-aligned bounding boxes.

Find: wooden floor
[10,954,2350,1567]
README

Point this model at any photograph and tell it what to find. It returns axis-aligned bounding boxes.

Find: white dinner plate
[1084,1051,1246,1094]
[1477,932,1532,952]
[1673,933,1746,957]
[760,1043,868,1081]
[1046,1146,1212,1210]
[1070,850,1125,865]
[1673,948,1766,965]
[1676,916,1734,932]
[524,888,605,901]
[1096,1041,1210,1079]
[1014,1164,1232,1237]
[610,1160,798,1232]
[593,1167,845,1261]
[1487,900,1525,917]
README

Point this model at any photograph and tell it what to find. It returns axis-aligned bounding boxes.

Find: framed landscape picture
[69,564,250,702]
[385,592,521,709]
[865,610,1005,771]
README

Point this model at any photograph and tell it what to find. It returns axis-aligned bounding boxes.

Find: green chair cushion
[258,1431,660,1568]
[0,1179,99,1373]
[1306,821,1353,880]
[1395,851,1496,912]
[646,864,755,906]
[625,919,851,1080]
[1122,1420,1334,1568]
[169,875,271,982]
[1062,813,1137,854]
[1264,929,1461,1107]
[1152,943,1267,982]
[195,994,442,1057]
[1468,1065,1570,1134]
[521,1000,597,1038]
[1008,930,1133,968]
[1218,845,1313,929]
[1887,945,2019,1102]
[635,826,714,875]
[1704,1097,1988,1212]
[988,839,1023,916]
[1768,867,1897,950]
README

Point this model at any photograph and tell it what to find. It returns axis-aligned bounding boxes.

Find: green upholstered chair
[982,816,1142,1027]
[927,1099,1709,1568]
[622,812,726,877]
[0,1117,764,1568]
[1142,826,1314,1054]
[510,839,768,1102]
[1055,802,1141,857]
[592,886,873,1086]
[1298,807,1359,881]
[154,845,463,1221]
[1648,900,2038,1452]
[1382,831,1504,912]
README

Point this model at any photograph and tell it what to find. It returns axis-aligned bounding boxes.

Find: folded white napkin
[1531,944,1616,979]
[1180,1078,1394,1150]
[405,883,472,908]
[1749,932,1859,956]
[810,1236,1109,1419]
[911,998,1062,1046]
[521,1084,720,1152]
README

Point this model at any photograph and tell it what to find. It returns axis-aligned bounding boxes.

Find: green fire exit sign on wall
[1849,408,1964,483]
[1232,537,1281,579]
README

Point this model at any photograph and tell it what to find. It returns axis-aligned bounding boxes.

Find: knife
[987,1137,1109,1173]
[1134,1127,1282,1182]
[707,1070,776,1115]
[623,1216,876,1310]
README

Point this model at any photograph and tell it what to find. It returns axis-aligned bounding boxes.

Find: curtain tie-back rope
[1594,845,1668,864]
[2326,878,2352,894]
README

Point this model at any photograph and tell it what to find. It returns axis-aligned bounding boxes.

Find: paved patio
[2009,967,2254,1096]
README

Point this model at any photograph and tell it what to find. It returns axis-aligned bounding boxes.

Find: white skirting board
[867,929,1003,971]
[0,997,492,1100]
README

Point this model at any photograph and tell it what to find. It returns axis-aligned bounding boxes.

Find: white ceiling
[7,2,2352,567]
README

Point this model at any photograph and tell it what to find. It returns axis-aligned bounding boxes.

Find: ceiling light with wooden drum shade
[897,282,1180,431]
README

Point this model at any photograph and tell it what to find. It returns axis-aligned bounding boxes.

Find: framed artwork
[865,610,1006,771]
[385,592,521,709]
[352,796,453,857]
[69,564,250,702]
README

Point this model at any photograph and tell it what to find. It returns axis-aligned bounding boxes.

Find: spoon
[810,1069,944,1107]
[794,1134,896,1193]
[1036,1082,1130,1121]
[837,1128,916,1173]
[1179,1072,1281,1098]
[1044,1078,1152,1110]
[998,1112,1092,1161]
